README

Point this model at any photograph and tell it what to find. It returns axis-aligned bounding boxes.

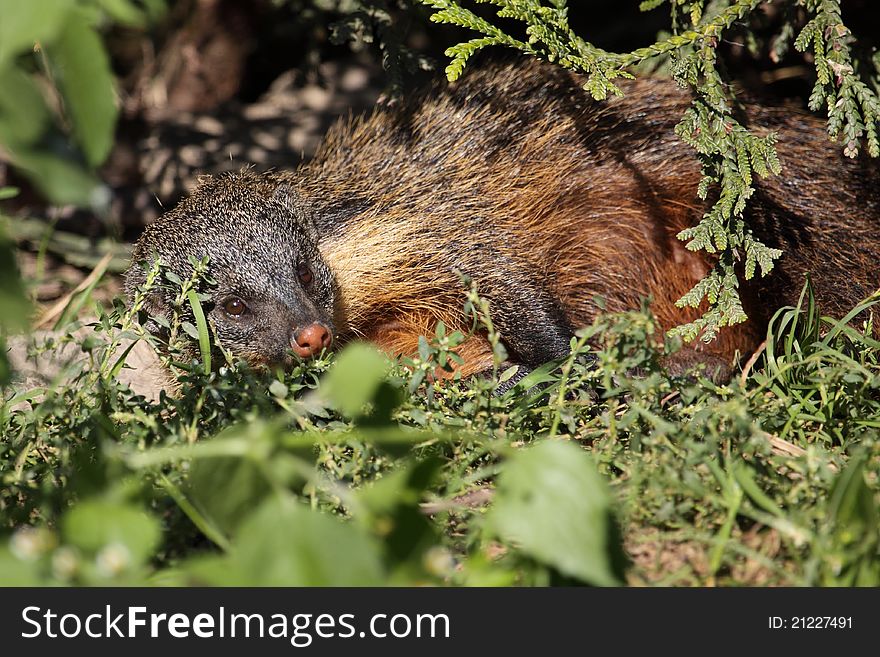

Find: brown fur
[128,58,880,379]
[291,60,878,376]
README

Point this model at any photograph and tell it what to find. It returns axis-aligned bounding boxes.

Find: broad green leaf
[185,454,274,537]
[0,225,31,333]
[0,340,11,387]
[167,420,319,538]
[358,459,442,571]
[94,0,148,26]
[188,498,385,586]
[0,0,73,67]
[61,500,161,565]
[47,9,118,166]
[0,547,42,586]
[486,441,625,586]
[12,148,102,206]
[320,342,391,417]
[141,0,167,20]
[359,458,442,515]
[0,67,51,146]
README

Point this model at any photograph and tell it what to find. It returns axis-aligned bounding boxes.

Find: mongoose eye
[223,297,248,317]
[297,262,314,286]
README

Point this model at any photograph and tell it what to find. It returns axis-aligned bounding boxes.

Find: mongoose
[125,58,880,382]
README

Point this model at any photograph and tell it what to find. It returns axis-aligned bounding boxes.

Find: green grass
[1,252,879,586]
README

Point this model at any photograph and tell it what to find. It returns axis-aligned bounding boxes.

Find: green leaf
[268,379,288,398]
[61,500,161,566]
[733,463,783,517]
[819,450,880,586]
[47,9,118,166]
[0,338,11,387]
[11,148,102,206]
[0,547,43,586]
[357,459,442,572]
[0,0,73,67]
[486,441,625,586]
[186,289,211,373]
[184,453,274,538]
[499,365,519,383]
[94,0,149,26]
[0,225,32,333]
[0,67,52,147]
[188,497,385,586]
[180,321,199,339]
[320,342,391,417]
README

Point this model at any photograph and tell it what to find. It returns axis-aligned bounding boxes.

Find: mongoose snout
[291,322,333,358]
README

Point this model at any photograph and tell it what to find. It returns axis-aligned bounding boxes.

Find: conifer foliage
[418,0,880,341]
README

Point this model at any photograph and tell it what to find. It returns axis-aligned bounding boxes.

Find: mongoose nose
[291,322,333,358]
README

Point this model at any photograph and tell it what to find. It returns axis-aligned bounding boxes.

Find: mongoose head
[125,171,336,369]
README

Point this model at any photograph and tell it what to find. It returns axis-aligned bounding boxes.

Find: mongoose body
[126,58,880,379]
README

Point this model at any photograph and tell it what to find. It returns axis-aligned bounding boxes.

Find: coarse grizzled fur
[126,57,880,380]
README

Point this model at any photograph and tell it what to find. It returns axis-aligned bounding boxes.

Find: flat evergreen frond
[744,232,782,279]
[444,37,510,79]
[794,0,880,158]
[639,0,667,11]
[417,0,878,342]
